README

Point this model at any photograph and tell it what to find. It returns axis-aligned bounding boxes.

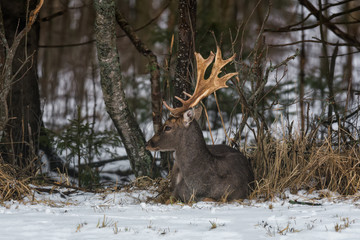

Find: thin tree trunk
[94,0,153,177]
[344,0,355,111]
[174,0,196,107]
[317,0,328,139]
[299,5,305,135]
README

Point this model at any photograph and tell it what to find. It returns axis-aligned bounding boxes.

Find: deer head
[146,46,237,151]
[146,107,203,152]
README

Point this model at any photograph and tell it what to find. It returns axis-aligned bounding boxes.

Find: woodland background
[0,0,360,200]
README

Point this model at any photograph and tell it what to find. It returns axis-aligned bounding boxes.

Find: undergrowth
[249,127,360,200]
[1,129,359,204]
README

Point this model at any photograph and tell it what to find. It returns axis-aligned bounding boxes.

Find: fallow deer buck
[146,46,254,202]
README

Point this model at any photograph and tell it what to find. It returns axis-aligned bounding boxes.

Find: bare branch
[115,9,162,133]
[299,0,360,50]
[268,38,356,48]
[265,0,360,42]
[38,1,170,49]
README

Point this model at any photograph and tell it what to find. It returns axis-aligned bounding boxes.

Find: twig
[201,102,215,145]
[40,4,89,22]
[289,200,322,206]
[214,92,231,144]
[268,39,355,48]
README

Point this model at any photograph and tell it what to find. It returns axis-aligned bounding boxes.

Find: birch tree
[94,0,153,177]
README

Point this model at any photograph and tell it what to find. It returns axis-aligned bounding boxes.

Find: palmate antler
[164,46,238,116]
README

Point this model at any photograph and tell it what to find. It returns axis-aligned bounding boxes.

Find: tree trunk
[299,5,305,135]
[173,0,196,107]
[94,0,153,177]
[0,0,43,171]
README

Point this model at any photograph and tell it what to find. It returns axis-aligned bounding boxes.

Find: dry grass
[334,217,355,232]
[0,164,32,202]
[249,129,360,199]
[127,176,172,204]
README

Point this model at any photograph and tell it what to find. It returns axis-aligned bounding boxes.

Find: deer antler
[164,46,237,116]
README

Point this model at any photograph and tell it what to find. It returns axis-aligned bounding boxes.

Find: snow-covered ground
[1,188,360,240]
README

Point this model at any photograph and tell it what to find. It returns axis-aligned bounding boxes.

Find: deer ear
[194,105,203,121]
[183,109,195,126]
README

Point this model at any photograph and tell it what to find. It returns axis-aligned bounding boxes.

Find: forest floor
[1,185,360,240]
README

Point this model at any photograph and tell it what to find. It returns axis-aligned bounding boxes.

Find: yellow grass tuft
[0,164,32,202]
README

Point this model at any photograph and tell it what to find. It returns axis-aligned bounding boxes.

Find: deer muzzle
[145,139,159,151]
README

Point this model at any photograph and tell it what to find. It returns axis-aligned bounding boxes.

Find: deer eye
[164,126,172,132]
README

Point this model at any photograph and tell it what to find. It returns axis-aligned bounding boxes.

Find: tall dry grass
[0,164,32,202]
[249,127,360,199]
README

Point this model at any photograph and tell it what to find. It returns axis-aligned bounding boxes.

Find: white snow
[1,188,360,240]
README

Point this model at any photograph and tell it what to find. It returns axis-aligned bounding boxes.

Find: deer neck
[174,121,211,171]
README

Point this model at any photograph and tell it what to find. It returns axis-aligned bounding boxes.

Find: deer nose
[145,140,152,150]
